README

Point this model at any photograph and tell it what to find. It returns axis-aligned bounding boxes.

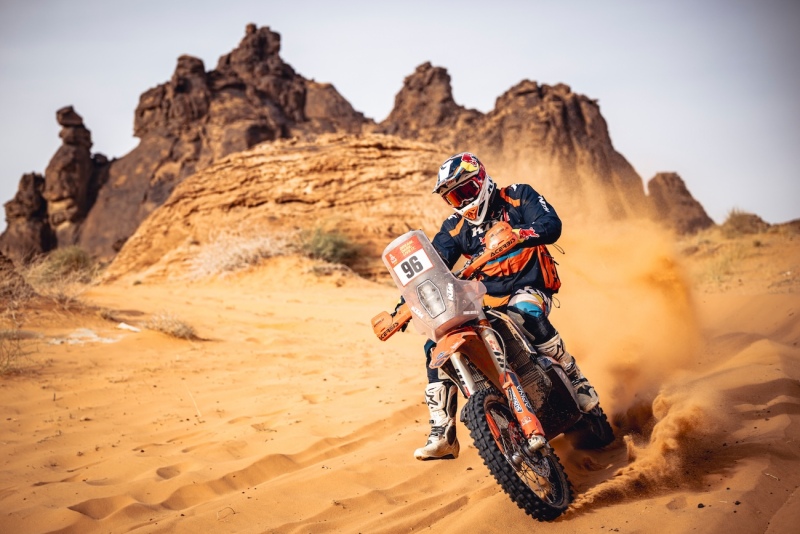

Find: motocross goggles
[442,177,483,208]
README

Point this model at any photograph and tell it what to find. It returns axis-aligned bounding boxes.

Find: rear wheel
[564,404,615,450]
[463,389,572,521]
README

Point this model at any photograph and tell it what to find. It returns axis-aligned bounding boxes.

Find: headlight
[416,280,446,318]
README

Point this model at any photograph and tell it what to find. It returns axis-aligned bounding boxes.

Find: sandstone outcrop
[1,24,716,265]
[1,107,109,262]
[379,63,647,221]
[77,24,369,260]
[104,134,449,281]
[647,172,714,234]
[381,63,482,137]
[43,106,110,247]
[0,173,53,262]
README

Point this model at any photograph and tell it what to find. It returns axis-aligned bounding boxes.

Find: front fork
[501,370,547,451]
[451,314,547,451]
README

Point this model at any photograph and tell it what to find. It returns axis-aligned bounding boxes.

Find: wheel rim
[485,398,565,505]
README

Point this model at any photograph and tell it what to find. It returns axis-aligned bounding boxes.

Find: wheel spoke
[465,389,572,520]
[486,401,562,503]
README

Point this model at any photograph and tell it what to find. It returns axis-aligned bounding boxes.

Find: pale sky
[1,0,798,233]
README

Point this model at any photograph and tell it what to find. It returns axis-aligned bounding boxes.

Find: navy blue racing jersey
[431,183,562,303]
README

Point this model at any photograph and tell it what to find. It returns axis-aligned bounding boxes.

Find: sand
[1,225,799,534]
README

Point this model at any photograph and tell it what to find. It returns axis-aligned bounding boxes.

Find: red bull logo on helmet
[459,153,479,174]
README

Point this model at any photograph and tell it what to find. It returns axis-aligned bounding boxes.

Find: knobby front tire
[463,388,572,521]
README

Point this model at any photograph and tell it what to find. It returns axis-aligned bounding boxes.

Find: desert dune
[1,217,798,534]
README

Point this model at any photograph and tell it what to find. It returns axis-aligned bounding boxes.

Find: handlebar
[372,222,521,341]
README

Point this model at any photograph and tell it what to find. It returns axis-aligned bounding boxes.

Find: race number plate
[384,235,434,286]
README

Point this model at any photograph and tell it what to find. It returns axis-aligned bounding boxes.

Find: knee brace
[508,308,557,343]
[506,288,555,344]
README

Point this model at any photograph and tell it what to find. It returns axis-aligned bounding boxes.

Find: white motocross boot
[414,381,460,461]
[535,333,599,412]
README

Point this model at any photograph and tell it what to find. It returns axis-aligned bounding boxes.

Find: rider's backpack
[536,244,561,292]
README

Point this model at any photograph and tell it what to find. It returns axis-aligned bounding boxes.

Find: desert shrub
[0,255,36,374]
[187,231,295,279]
[300,228,360,266]
[187,226,361,277]
[41,246,94,280]
[1,264,36,306]
[146,312,198,340]
[721,208,769,237]
[23,247,99,310]
[0,310,35,375]
[24,246,98,292]
[0,331,33,375]
[98,308,121,322]
[706,242,747,284]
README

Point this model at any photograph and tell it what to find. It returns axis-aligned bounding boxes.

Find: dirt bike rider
[409,152,600,461]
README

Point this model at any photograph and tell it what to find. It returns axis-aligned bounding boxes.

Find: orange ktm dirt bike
[371,222,614,521]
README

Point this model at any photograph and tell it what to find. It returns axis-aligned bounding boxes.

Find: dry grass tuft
[98,308,122,322]
[22,247,100,310]
[27,246,97,284]
[721,208,770,238]
[146,312,199,340]
[187,230,296,279]
[705,242,748,284]
[300,227,360,267]
[0,305,36,375]
[186,226,362,279]
[0,324,35,375]
[1,255,37,375]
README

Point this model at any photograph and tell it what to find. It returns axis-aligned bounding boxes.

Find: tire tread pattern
[463,389,573,521]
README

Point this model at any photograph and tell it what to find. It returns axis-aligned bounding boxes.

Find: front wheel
[463,389,572,521]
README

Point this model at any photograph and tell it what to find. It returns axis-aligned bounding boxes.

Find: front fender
[429,330,483,369]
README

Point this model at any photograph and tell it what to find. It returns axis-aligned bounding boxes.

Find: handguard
[371,303,412,341]
[459,222,519,279]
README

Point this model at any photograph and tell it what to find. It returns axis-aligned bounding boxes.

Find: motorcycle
[371,222,614,521]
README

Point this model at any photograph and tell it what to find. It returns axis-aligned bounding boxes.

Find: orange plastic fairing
[371,303,412,341]
[429,330,481,369]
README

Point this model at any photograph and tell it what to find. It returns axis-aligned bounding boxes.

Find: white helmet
[433,152,495,226]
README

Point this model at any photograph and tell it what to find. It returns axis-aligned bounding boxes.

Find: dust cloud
[484,154,724,503]
[573,386,723,508]
[552,216,725,503]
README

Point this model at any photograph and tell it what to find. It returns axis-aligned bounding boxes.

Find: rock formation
[0,106,110,262]
[647,172,714,234]
[1,24,716,264]
[0,173,53,262]
[381,62,482,137]
[43,106,110,246]
[104,134,448,281]
[379,63,647,221]
[77,24,368,259]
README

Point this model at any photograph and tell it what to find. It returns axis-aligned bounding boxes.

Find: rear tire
[564,404,615,450]
[463,389,572,521]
